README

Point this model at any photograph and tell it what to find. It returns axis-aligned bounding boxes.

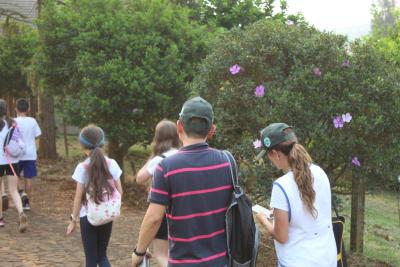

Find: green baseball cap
[179,96,214,130]
[256,123,295,159]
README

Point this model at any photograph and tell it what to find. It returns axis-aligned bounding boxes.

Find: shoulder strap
[3,126,15,149]
[273,181,292,222]
[222,150,239,188]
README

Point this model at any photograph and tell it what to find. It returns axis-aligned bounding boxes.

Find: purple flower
[342,112,352,123]
[254,85,265,97]
[253,139,262,149]
[333,116,344,128]
[341,59,350,68]
[352,157,361,167]
[313,67,322,77]
[229,64,241,75]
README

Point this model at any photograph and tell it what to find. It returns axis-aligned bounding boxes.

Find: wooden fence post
[350,170,366,253]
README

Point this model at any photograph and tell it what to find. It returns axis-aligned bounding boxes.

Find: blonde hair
[271,129,317,218]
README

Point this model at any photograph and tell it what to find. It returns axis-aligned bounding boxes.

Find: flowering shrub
[192,20,400,193]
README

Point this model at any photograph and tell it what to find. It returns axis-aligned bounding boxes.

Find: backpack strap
[273,181,292,222]
[222,150,240,191]
[3,125,16,151]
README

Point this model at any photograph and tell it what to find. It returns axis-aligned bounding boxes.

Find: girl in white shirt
[66,124,123,267]
[256,123,336,267]
[0,99,27,232]
[136,120,180,267]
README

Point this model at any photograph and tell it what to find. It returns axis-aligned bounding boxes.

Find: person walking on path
[136,119,180,267]
[66,125,123,267]
[132,97,233,267]
[0,99,28,232]
[14,98,42,211]
[255,123,336,267]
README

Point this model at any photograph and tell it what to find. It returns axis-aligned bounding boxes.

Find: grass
[340,192,400,266]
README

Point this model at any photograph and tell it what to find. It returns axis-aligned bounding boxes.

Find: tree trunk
[350,171,365,253]
[107,140,128,184]
[38,93,58,159]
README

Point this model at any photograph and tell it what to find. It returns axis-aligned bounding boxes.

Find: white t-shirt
[14,116,41,161]
[146,148,178,176]
[270,164,337,267]
[0,120,18,165]
[72,156,122,217]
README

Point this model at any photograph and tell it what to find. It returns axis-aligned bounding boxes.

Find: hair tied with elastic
[79,130,105,149]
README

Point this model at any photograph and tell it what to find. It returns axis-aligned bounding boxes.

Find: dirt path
[0,178,146,267]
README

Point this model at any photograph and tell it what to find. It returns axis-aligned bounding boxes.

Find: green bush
[192,20,400,196]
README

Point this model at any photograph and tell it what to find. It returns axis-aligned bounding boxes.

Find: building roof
[0,0,37,23]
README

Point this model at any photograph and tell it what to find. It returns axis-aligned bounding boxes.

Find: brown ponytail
[270,127,317,218]
[288,143,317,218]
[80,125,113,204]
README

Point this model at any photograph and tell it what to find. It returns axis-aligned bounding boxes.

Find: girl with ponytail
[0,99,28,232]
[255,123,336,267]
[66,124,123,267]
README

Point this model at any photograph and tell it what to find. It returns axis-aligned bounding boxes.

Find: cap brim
[255,149,266,160]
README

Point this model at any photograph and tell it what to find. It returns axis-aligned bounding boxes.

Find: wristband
[133,246,146,257]
[70,214,78,223]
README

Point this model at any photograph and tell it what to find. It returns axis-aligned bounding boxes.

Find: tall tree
[37,0,208,179]
[371,0,398,36]
[37,0,58,159]
[0,18,37,109]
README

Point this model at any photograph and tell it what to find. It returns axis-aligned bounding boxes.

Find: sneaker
[0,217,4,227]
[2,195,8,212]
[23,198,31,211]
[19,212,28,233]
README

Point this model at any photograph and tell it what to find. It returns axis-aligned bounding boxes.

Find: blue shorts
[18,160,37,179]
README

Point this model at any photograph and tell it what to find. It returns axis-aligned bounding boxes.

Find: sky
[285,0,374,39]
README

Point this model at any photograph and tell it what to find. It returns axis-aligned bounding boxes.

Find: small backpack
[223,150,259,267]
[3,120,26,159]
[84,162,122,226]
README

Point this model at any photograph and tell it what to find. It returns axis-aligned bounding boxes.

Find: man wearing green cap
[132,97,232,267]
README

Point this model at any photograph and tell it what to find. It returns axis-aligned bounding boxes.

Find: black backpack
[223,150,259,267]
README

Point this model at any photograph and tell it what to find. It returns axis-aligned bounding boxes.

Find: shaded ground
[0,177,145,267]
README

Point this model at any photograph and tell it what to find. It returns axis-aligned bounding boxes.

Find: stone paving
[0,178,149,267]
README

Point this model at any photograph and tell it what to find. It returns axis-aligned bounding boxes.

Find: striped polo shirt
[150,142,233,267]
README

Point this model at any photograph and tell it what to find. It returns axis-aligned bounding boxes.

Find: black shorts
[0,164,18,177]
[155,215,168,240]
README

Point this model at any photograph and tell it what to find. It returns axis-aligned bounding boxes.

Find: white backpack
[84,162,121,226]
[3,121,26,159]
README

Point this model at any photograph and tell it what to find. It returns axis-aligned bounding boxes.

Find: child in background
[0,99,28,232]
[66,124,123,267]
[14,98,41,211]
[136,120,180,267]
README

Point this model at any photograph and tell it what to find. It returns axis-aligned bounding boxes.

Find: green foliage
[174,0,303,30]
[370,1,400,66]
[37,0,208,158]
[0,20,38,96]
[191,20,400,194]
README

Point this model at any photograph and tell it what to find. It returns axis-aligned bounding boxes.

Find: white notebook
[252,204,273,219]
